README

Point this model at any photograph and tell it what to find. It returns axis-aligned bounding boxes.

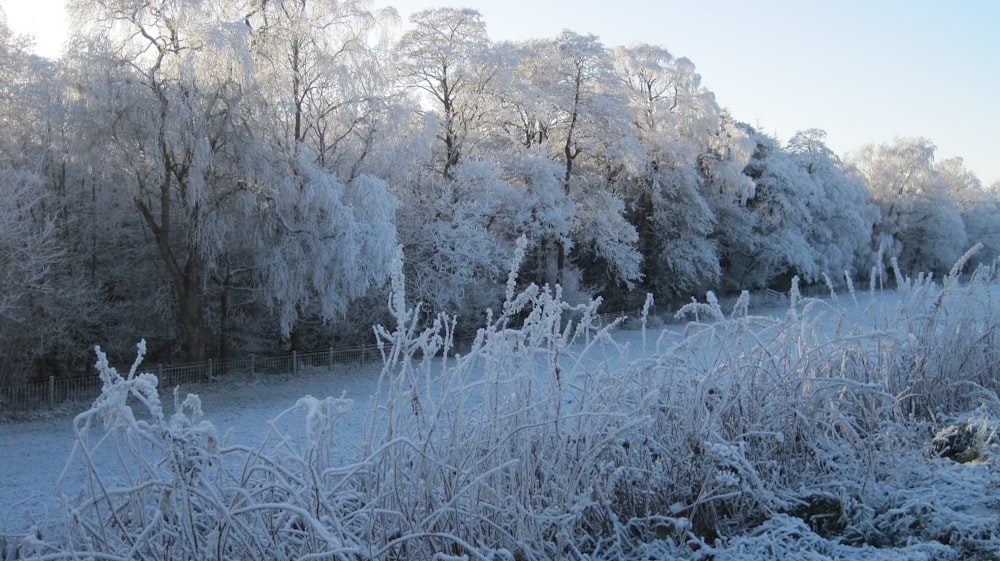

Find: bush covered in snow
[9,247,1000,560]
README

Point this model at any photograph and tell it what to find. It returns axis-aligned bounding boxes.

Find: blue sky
[4,0,998,184]
[377,0,1000,185]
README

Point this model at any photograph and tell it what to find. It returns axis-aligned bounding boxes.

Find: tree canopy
[0,1,996,377]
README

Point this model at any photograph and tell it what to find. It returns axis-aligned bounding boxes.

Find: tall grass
[17,246,1000,559]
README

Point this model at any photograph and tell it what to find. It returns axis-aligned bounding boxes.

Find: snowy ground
[0,358,382,530]
[0,325,670,526]
[2,285,998,559]
[0,289,875,523]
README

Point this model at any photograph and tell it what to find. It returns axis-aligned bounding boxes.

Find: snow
[0,361,380,525]
[0,306,643,529]
[2,281,999,559]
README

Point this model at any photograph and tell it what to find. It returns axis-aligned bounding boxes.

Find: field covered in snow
[2,260,1000,560]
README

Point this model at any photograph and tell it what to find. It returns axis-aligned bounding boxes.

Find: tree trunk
[537,237,562,288]
[217,269,231,361]
[178,277,207,362]
[136,198,208,362]
[635,187,657,288]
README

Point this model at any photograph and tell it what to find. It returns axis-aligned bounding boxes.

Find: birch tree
[395,7,495,179]
[506,32,641,291]
[66,0,400,359]
[232,0,400,349]
[248,0,393,174]
[65,0,263,361]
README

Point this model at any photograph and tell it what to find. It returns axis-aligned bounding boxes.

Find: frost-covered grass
[4,249,1000,560]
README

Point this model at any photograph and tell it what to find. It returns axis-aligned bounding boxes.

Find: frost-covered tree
[503,32,641,292]
[13,0,1000,373]
[233,0,401,349]
[699,112,757,207]
[392,161,513,322]
[613,44,719,159]
[488,148,576,253]
[613,44,721,302]
[0,11,102,383]
[853,138,967,276]
[731,126,819,289]
[395,7,496,179]
[479,41,570,286]
[51,40,182,365]
[937,157,1000,267]
[723,128,876,291]
[697,112,758,290]
[248,0,393,174]
[64,0,400,359]
[64,0,264,360]
[0,10,53,164]
[0,171,82,384]
[723,126,877,291]
[251,167,400,347]
[788,129,877,281]
[386,8,530,320]
[525,32,634,194]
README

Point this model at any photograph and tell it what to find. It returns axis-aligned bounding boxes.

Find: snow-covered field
[0,325,667,532]
[0,358,386,530]
[2,272,1000,560]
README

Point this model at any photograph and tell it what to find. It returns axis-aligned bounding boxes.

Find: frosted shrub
[650,261,1000,553]
[650,290,887,542]
[884,251,1000,418]
[53,341,363,561]
[358,240,654,560]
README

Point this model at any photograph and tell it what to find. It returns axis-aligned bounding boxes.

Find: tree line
[1,1,997,383]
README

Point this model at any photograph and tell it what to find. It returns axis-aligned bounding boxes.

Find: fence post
[329,346,334,370]
[48,376,55,410]
[250,354,256,378]
[292,351,298,376]
[207,359,213,382]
